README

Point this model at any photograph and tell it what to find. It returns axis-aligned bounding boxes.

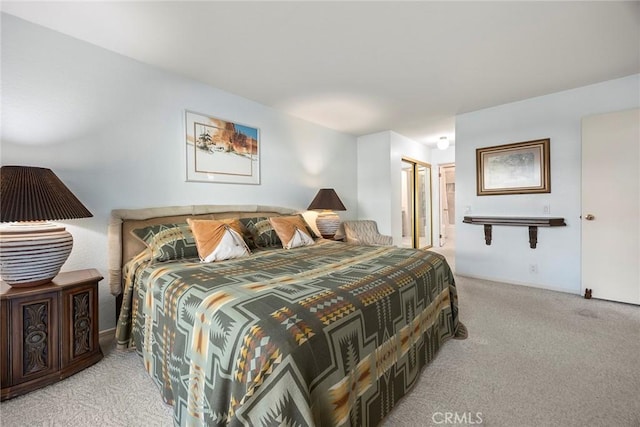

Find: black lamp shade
[1,166,93,222]
[307,188,346,211]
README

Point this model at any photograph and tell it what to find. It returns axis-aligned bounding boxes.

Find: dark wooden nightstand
[1,269,103,401]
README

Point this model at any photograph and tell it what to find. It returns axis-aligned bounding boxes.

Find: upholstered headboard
[107,204,308,296]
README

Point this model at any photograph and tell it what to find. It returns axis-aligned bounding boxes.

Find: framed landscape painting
[476,139,550,195]
[185,110,260,184]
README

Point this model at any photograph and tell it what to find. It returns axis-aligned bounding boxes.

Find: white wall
[357,132,392,233]
[1,15,358,330]
[357,130,431,245]
[455,74,640,294]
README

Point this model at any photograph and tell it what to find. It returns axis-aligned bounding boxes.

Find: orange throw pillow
[186,218,250,262]
[269,216,315,249]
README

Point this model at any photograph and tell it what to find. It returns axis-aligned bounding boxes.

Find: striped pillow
[239,217,282,248]
[131,223,199,262]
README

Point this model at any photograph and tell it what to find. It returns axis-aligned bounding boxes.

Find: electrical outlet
[529,264,538,274]
[543,205,550,214]
[465,205,471,214]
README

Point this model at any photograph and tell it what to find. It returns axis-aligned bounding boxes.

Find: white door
[581,108,640,304]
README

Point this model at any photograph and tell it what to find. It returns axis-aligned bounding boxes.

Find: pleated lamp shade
[0,166,93,287]
[307,188,346,239]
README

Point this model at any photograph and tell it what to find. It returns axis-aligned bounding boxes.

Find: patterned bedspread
[115,240,462,426]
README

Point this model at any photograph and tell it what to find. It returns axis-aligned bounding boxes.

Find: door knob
[585,214,595,221]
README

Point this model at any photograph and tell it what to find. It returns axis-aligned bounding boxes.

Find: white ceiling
[2,1,639,147]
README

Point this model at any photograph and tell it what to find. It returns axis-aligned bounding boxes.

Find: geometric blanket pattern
[115,240,462,426]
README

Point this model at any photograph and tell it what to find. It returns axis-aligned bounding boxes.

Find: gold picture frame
[476,139,550,196]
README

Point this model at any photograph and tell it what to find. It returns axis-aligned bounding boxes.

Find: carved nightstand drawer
[1,269,103,401]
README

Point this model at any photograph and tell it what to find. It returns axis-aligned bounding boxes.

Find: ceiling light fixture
[437,136,450,150]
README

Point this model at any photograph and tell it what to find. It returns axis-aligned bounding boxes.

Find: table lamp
[0,166,93,287]
[307,188,346,239]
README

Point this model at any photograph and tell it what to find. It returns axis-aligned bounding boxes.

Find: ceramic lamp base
[0,223,73,287]
[316,210,340,239]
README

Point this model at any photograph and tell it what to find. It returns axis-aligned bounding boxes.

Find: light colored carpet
[1,272,638,426]
[382,275,640,426]
[1,337,174,426]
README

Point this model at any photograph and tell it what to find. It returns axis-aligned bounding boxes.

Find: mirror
[400,158,432,249]
[416,163,432,248]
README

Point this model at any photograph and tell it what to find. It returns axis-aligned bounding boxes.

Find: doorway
[401,158,432,249]
[439,164,456,248]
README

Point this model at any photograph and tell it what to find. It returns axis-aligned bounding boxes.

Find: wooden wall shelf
[462,216,566,249]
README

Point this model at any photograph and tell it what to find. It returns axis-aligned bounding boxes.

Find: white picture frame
[185,110,260,184]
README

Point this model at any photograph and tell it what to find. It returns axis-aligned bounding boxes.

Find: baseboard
[99,327,115,341]
[455,273,581,296]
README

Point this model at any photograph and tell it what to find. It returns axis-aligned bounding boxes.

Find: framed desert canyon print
[185,110,260,184]
[476,139,550,196]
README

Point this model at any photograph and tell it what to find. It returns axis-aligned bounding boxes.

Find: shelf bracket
[528,226,538,249]
[483,224,492,245]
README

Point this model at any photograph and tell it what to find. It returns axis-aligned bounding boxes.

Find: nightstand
[1,269,103,401]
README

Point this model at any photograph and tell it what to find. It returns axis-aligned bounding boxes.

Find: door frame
[402,157,433,250]
[438,163,455,247]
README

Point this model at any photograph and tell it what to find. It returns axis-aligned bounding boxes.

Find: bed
[109,205,465,426]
